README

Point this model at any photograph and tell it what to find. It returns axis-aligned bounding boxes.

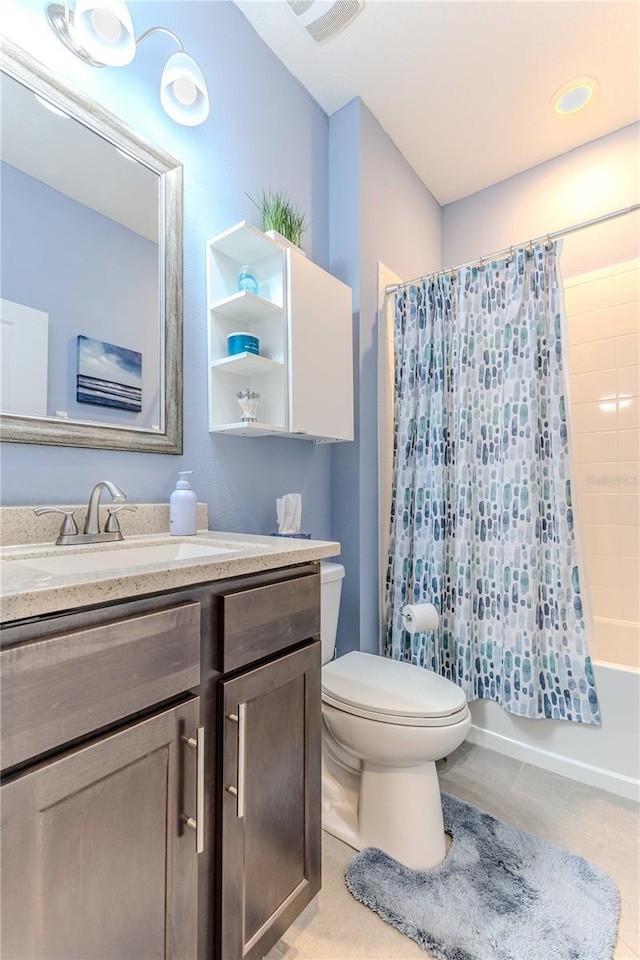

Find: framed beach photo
[76,335,142,413]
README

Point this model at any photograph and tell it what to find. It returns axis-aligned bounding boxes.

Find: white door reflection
[0,298,48,416]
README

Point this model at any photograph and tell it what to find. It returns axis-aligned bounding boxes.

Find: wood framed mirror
[0,37,183,454]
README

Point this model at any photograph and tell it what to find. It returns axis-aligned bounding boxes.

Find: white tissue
[276,493,302,534]
[402,603,439,634]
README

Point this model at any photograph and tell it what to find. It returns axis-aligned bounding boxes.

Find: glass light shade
[73,0,136,66]
[160,51,209,126]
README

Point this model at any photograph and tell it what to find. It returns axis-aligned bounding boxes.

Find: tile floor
[266,743,640,960]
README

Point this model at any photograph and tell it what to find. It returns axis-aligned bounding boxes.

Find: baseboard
[467,724,640,804]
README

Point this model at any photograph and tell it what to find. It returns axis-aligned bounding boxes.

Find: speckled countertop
[0,530,340,624]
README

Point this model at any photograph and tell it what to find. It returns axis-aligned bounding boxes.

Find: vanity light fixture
[46,0,210,126]
[552,76,597,116]
[159,49,209,127]
[47,0,135,66]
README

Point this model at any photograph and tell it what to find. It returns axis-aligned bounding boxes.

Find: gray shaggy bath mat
[345,792,619,960]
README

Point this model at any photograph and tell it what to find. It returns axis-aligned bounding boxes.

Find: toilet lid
[322,651,467,719]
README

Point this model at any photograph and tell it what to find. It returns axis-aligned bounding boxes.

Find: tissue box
[270,532,311,539]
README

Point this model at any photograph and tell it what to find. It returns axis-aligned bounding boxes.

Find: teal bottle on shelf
[238,265,259,295]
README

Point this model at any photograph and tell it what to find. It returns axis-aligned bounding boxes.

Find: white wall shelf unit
[210,353,284,376]
[206,221,353,442]
[208,220,282,265]
[211,422,286,437]
[207,221,286,435]
[285,249,353,442]
[210,291,283,325]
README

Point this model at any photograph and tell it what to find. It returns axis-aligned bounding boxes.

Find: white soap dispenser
[170,471,197,536]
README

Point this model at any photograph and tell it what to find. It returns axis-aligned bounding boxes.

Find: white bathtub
[467,649,640,802]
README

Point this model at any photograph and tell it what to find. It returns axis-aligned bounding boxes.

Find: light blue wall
[2,2,444,657]
[1,162,159,427]
[329,99,441,655]
[328,99,361,651]
[1,0,332,540]
[442,124,640,280]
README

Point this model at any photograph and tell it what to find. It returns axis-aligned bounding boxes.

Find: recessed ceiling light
[552,76,597,116]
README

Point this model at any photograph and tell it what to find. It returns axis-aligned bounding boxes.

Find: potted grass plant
[248,189,308,254]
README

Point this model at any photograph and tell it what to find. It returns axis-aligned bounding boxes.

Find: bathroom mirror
[0,37,183,454]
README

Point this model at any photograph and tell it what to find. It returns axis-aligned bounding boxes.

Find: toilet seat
[322,651,468,728]
[322,692,469,727]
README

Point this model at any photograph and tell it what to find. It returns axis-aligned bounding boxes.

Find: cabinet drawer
[220,573,319,673]
[1,602,201,770]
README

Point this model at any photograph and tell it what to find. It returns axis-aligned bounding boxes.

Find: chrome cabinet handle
[237,703,246,819]
[182,726,205,854]
[225,705,246,819]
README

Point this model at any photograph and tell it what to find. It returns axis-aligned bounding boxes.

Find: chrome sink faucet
[84,480,127,535]
[34,480,132,546]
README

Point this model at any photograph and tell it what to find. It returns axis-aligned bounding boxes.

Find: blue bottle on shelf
[238,265,259,296]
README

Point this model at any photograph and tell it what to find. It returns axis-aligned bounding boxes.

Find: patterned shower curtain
[384,243,600,724]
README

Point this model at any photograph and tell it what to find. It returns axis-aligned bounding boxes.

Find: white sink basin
[12,541,238,576]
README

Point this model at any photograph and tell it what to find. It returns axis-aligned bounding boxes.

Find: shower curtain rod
[384,202,640,295]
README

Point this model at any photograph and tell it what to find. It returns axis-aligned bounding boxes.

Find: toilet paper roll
[401,603,439,634]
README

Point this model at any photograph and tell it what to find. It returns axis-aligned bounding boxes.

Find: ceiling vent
[286,0,365,44]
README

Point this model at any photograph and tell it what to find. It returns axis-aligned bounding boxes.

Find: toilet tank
[320,562,345,665]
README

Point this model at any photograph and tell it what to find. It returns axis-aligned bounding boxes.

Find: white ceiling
[235,0,640,205]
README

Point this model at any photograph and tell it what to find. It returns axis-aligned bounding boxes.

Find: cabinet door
[287,250,354,441]
[219,642,321,960]
[1,698,201,960]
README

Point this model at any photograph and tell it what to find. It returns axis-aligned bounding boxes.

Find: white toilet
[320,561,471,870]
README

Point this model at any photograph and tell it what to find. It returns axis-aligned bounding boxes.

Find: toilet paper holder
[401,602,439,634]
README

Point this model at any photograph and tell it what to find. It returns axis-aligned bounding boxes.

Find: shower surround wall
[565,260,640,669]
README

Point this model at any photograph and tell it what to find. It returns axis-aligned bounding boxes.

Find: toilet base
[322,754,447,871]
[322,746,360,848]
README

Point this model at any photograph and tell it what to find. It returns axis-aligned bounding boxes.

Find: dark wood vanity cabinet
[216,572,322,960]
[219,644,321,960]
[1,698,200,960]
[0,562,322,960]
[0,602,203,960]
